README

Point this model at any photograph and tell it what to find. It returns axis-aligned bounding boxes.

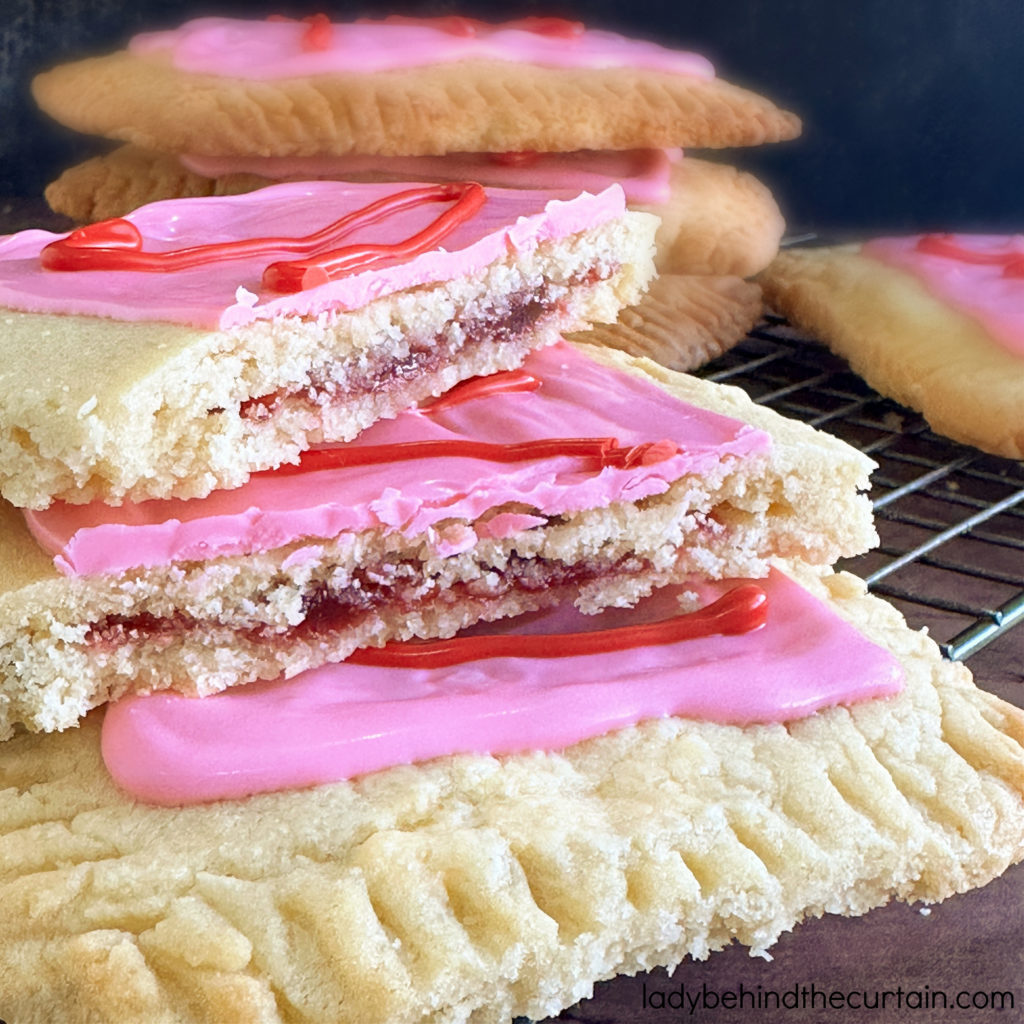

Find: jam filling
[85,551,652,655]
[235,266,608,421]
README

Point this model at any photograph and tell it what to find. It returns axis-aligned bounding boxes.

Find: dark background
[2,0,1022,234]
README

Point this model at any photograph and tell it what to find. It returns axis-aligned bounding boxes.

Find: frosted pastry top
[180,148,681,206]
[129,16,716,80]
[101,569,904,805]
[0,180,626,330]
[862,233,1024,357]
[26,342,771,576]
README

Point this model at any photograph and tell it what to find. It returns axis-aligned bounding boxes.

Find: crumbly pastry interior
[759,246,1024,459]
[0,214,655,510]
[32,52,802,158]
[0,345,877,738]
[2,569,1023,1024]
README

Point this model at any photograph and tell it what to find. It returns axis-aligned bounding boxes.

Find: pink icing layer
[25,342,771,576]
[0,180,625,330]
[100,569,904,806]
[180,148,681,206]
[862,234,1024,357]
[129,17,715,80]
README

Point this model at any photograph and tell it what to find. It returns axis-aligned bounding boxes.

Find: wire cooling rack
[695,316,1024,694]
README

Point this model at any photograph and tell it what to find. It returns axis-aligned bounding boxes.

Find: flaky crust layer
[574,273,763,372]
[759,246,1024,459]
[45,150,785,280]
[33,51,801,158]
[2,570,1023,1023]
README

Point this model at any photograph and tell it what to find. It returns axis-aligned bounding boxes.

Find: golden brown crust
[642,157,786,277]
[33,51,801,158]
[1,570,1022,1023]
[44,146,268,224]
[572,273,763,371]
[759,246,1024,458]
[45,150,785,281]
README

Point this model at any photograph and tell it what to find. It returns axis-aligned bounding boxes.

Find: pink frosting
[129,17,715,80]
[180,148,681,206]
[862,234,1024,357]
[25,342,770,576]
[100,569,904,805]
[0,181,625,330]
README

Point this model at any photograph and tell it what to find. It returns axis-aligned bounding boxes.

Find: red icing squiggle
[419,369,541,414]
[366,15,585,39]
[259,436,681,478]
[349,584,767,668]
[862,233,1024,357]
[40,182,486,294]
[917,234,1024,277]
[100,571,904,806]
[300,13,332,51]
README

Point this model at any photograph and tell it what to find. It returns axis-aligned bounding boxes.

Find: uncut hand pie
[32,16,801,161]
[759,237,1024,458]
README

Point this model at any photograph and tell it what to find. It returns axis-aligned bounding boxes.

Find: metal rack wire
[696,316,1024,673]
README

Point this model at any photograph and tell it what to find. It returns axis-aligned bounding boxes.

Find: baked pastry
[0,179,657,509]
[759,236,1024,458]
[2,566,1023,1022]
[575,273,763,372]
[33,16,797,375]
[45,148,785,279]
[32,16,801,160]
[0,341,877,739]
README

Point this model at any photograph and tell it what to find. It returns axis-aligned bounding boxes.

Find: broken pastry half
[1,565,1023,1023]
[0,342,877,739]
[760,235,1024,458]
[0,179,656,509]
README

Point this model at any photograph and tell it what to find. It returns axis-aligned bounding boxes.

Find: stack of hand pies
[33,12,802,373]
[2,15,1023,1024]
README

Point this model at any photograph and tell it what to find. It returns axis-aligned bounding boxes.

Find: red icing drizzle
[300,13,333,52]
[39,182,487,293]
[916,234,1024,278]
[364,15,584,39]
[261,436,681,478]
[420,369,541,414]
[349,584,768,668]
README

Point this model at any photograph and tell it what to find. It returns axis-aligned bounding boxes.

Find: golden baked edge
[759,245,1024,459]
